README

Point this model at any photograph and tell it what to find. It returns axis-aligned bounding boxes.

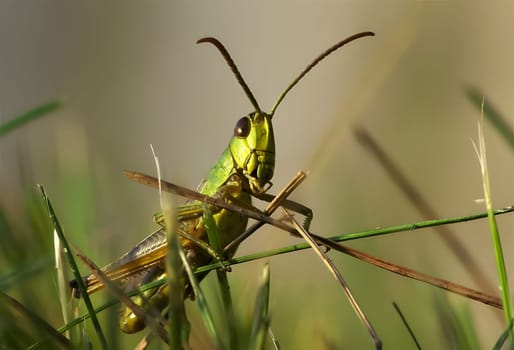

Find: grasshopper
[71,32,374,334]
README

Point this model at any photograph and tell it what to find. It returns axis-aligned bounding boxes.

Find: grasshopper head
[229,111,275,194]
[199,32,374,194]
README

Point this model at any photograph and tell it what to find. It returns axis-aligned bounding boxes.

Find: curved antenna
[197,37,261,112]
[270,31,375,117]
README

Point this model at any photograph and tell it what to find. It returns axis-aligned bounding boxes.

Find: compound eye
[234,116,251,138]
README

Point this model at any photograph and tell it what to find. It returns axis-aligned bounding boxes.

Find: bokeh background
[1,1,512,349]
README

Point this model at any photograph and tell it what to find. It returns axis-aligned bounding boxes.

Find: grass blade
[0,101,60,137]
[281,208,382,350]
[54,229,74,341]
[215,268,236,349]
[150,144,186,348]
[0,291,73,349]
[466,87,514,150]
[175,203,222,348]
[249,263,271,350]
[269,328,281,350]
[392,302,421,350]
[75,252,169,344]
[37,185,108,350]
[203,203,236,349]
[198,230,503,310]
[354,125,496,295]
[165,212,187,349]
[473,107,513,344]
[179,245,223,349]
[493,319,514,350]
[435,296,481,350]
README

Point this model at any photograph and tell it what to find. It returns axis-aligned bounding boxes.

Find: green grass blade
[179,246,224,349]
[203,204,222,253]
[150,145,188,348]
[0,256,50,290]
[249,263,271,350]
[37,185,108,350]
[435,296,482,350]
[466,87,514,150]
[196,205,514,275]
[215,269,237,349]
[195,209,509,309]
[0,291,73,349]
[203,203,236,349]
[56,299,118,336]
[473,114,513,343]
[493,319,514,350]
[164,206,188,349]
[333,205,514,242]
[54,229,74,341]
[197,204,228,348]
[0,101,60,137]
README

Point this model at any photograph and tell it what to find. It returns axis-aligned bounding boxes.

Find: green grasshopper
[72,31,374,334]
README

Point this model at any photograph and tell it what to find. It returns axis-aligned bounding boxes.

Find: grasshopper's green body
[73,32,374,334]
[119,111,275,332]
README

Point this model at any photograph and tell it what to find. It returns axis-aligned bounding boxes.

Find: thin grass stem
[473,107,513,344]
[281,208,382,350]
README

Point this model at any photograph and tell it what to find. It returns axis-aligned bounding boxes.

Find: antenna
[198,31,375,118]
[197,37,261,112]
[270,31,374,117]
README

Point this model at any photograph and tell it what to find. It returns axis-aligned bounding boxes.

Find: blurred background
[0,1,512,349]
